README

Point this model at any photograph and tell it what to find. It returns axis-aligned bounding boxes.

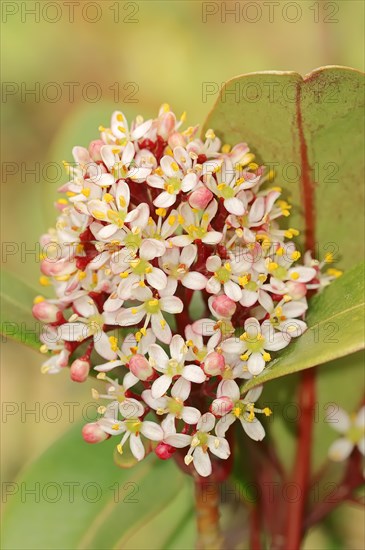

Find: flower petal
[182,272,207,290]
[224,197,245,215]
[208,435,230,459]
[328,437,354,461]
[149,344,169,370]
[182,406,201,425]
[171,377,191,401]
[151,373,172,399]
[330,407,351,433]
[160,296,183,314]
[170,334,186,362]
[165,434,191,448]
[216,415,236,437]
[130,433,145,461]
[141,420,164,441]
[198,412,215,432]
[217,379,240,401]
[146,268,168,290]
[182,364,206,384]
[119,398,144,419]
[193,447,212,477]
[247,353,265,375]
[241,417,265,441]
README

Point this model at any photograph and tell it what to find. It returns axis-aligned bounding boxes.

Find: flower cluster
[34,105,340,477]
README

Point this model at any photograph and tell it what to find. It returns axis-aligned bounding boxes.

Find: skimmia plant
[34,104,339,474]
[2,68,358,550]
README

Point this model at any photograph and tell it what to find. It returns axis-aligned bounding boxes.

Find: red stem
[284,80,318,548]
[285,369,316,549]
[304,450,364,529]
[250,506,262,550]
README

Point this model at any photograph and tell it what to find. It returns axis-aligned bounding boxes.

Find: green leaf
[242,262,365,391]
[1,422,194,550]
[203,66,365,267]
[0,271,41,351]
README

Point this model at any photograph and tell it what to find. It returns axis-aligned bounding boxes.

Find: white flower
[159,244,207,293]
[164,412,230,477]
[170,200,222,247]
[98,399,163,462]
[109,111,153,144]
[191,317,234,350]
[117,287,183,344]
[92,372,140,416]
[328,406,365,461]
[205,158,254,216]
[147,147,198,207]
[222,317,289,375]
[57,295,118,360]
[112,247,167,300]
[213,380,271,440]
[142,377,201,425]
[40,346,70,375]
[205,254,247,302]
[141,208,180,258]
[101,141,152,184]
[94,329,155,373]
[87,180,137,239]
[262,249,317,294]
[258,293,308,337]
[148,335,206,398]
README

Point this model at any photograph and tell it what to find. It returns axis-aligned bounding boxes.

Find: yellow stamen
[155,208,166,217]
[109,336,118,352]
[103,193,114,203]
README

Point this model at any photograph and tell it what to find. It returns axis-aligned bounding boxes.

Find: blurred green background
[1,1,364,547]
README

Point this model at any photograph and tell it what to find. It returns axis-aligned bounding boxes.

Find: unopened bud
[189,186,213,210]
[158,112,175,140]
[203,352,225,376]
[210,397,234,417]
[32,301,60,323]
[168,132,186,149]
[82,422,109,444]
[41,258,73,277]
[88,139,104,162]
[70,358,90,383]
[129,354,153,381]
[154,442,176,460]
[286,281,307,299]
[212,294,236,318]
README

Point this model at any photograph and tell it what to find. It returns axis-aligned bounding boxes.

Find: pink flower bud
[82,422,109,444]
[189,186,213,210]
[168,132,186,149]
[158,112,176,140]
[129,354,153,381]
[32,301,60,323]
[203,351,225,376]
[41,258,73,277]
[154,442,176,460]
[210,397,234,417]
[212,295,236,318]
[286,281,307,299]
[70,358,90,383]
[88,140,104,162]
